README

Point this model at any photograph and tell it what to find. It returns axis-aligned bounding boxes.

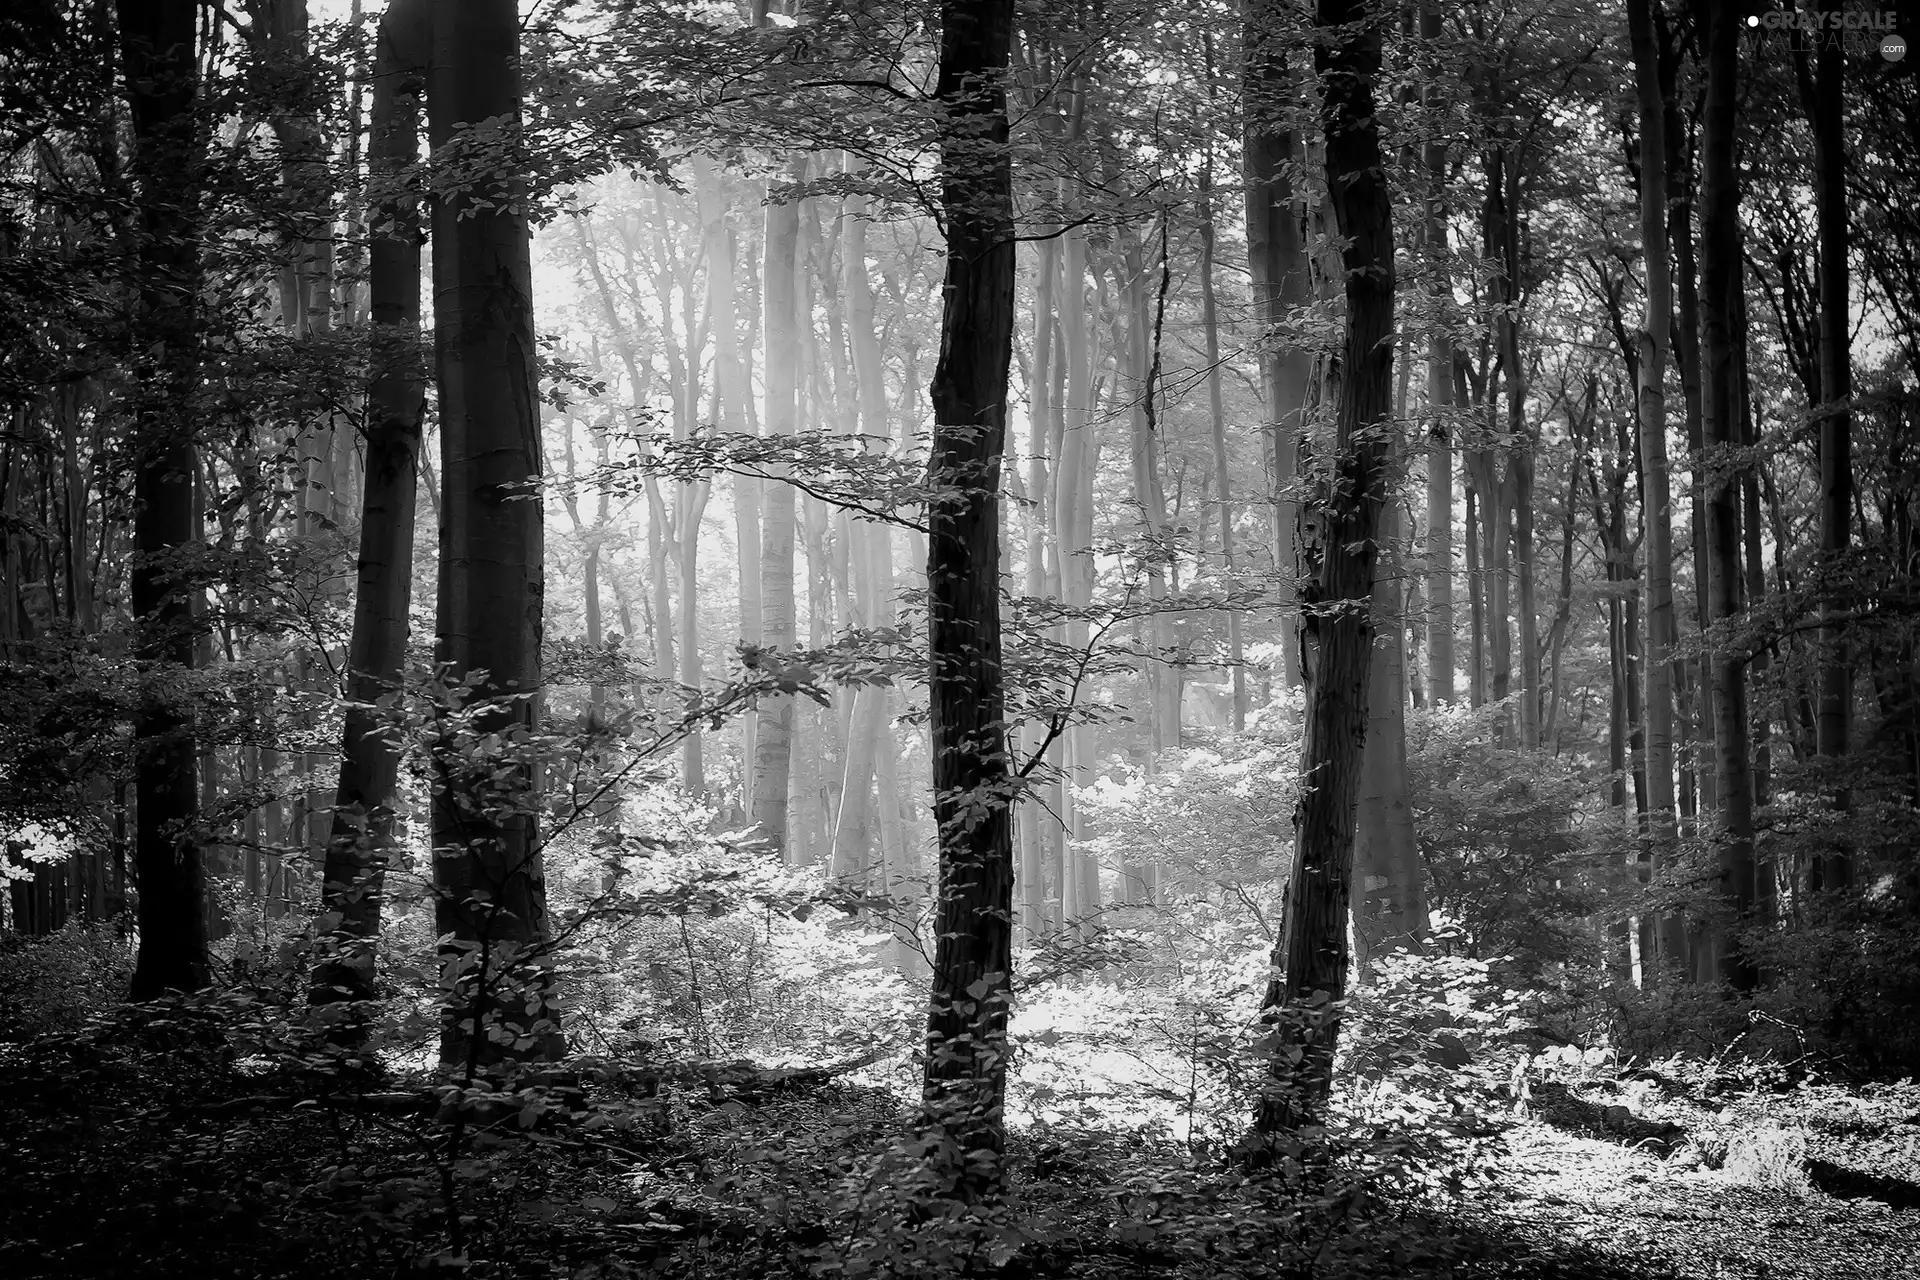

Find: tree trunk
[1199,172,1247,730]
[1627,0,1684,972]
[1353,497,1427,979]
[1243,2,1310,689]
[696,160,757,812]
[428,0,562,1067]
[752,163,804,860]
[1421,0,1455,706]
[1796,0,1851,890]
[121,0,211,1000]
[1466,482,1487,707]
[922,0,1017,1198]
[313,0,428,1013]
[1254,0,1393,1140]
[1019,221,1059,935]
[1696,0,1755,990]
[1054,203,1098,932]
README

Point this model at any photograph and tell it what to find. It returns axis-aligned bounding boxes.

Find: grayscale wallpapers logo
[1744,9,1906,60]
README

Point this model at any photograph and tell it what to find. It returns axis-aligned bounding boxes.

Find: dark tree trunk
[1243,0,1310,688]
[1253,0,1394,1141]
[1696,0,1756,989]
[121,0,211,1000]
[1795,0,1852,890]
[921,0,1017,1200]
[1422,0,1455,708]
[313,0,429,1015]
[428,0,562,1067]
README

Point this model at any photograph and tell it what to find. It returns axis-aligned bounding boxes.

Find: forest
[0,0,1917,1276]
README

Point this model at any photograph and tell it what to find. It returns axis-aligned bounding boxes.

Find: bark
[121,0,211,1000]
[1243,0,1310,688]
[1695,0,1756,990]
[922,0,1017,1197]
[1254,0,1393,1139]
[751,162,804,860]
[428,0,562,1066]
[313,0,428,1012]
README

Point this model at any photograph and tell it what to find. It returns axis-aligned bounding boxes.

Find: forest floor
[4,1005,1920,1280]
[1450,1072,1920,1279]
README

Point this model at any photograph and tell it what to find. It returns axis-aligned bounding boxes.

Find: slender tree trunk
[1126,231,1178,764]
[1627,0,1684,976]
[1254,0,1393,1140]
[752,163,804,860]
[1465,483,1486,707]
[313,0,428,1012]
[1019,222,1059,935]
[1796,1,1851,890]
[428,0,561,1065]
[1670,104,1717,823]
[121,0,211,999]
[1199,172,1247,730]
[1696,0,1755,990]
[1055,205,1098,932]
[696,160,757,811]
[922,0,1017,1197]
[1423,93,1456,707]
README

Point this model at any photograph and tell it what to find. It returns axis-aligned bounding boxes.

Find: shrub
[0,922,132,1038]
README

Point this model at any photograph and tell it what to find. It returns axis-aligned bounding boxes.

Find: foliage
[0,923,132,1038]
[1406,703,1613,987]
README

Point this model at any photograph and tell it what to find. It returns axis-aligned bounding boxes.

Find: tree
[121,0,211,1000]
[313,0,429,1015]
[1695,0,1755,989]
[1794,0,1852,890]
[1243,0,1311,689]
[751,160,803,860]
[428,0,562,1066]
[1421,0,1455,708]
[1626,0,1682,973]
[1252,0,1393,1139]
[921,0,1017,1198]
